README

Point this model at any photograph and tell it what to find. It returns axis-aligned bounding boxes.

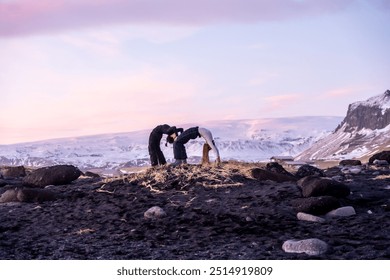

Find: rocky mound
[0,161,389,259]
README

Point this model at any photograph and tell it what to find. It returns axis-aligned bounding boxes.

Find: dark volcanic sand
[0,162,389,260]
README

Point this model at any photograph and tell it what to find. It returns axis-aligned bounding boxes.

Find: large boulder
[23,165,81,187]
[291,196,341,215]
[295,165,325,179]
[339,159,362,166]
[368,151,390,164]
[0,187,58,203]
[251,168,296,183]
[265,162,295,177]
[297,176,350,198]
[0,166,26,179]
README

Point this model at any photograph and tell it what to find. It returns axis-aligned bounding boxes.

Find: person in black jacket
[167,126,220,166]
[148,124,183,166]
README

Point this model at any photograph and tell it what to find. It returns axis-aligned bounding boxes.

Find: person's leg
[173,141,187,160]
[172,141,187,165]
[149,146,159,166]
[201,143,211,165]
[198,127,220,159]
[156,147,167,165]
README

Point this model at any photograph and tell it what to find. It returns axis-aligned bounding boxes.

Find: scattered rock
[339,160,362,166]
[373,159,389,166]
[291,196,341,215]
[144,206,166,219]
[369,151,390,164]
[84,171,101,178]
[331,175,344,182]
[297,212,326,223]
[282,238,328,256]
[0,189,19,203]
[251,168,296,183]
[0,179,7,187]
[341,166,362,174]
[295,165,325,179]
[265,162,295,177]
[0,187,58,203]
[23,165,82,188]
[0,166,26,179]
[325,206,356,218]
[297,176,350,198]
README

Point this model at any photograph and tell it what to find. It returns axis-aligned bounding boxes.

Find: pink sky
[0,0,355,36]
[1,0,389,144]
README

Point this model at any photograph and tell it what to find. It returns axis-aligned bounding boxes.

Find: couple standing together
[148,124,221,167]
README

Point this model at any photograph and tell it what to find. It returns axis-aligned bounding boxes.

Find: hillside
[296,90,390,161]
[0,116,341,172]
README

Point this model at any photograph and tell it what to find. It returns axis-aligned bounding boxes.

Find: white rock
[144,206,166,219]
[282,238,328,256]
[373,159,389,166]
[341,167,361,174]
[341,168,350,174]
[349,167,362,174]
[297,212,325,223]
[331,175,344,182]
[325,206,356,217]
[0,189,18,203]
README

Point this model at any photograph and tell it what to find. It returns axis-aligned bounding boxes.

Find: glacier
[0,116,342,170]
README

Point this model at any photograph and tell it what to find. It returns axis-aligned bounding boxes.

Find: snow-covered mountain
[296,90,390,161]
[0,116,341,170]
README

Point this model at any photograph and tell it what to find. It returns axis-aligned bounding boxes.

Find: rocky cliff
[336,90,390,132]
[296,90,390,161]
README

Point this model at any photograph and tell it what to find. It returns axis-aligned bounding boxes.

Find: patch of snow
[0,117,342,169]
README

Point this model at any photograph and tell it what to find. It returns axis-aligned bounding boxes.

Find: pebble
[341,167,362,174]
[144,206,166,219]
[325,206,356,217]
[297,212,325,223]
[282,238,328,256]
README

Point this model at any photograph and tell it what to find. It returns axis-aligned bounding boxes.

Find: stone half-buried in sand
[297,176,351,198]
[282,238,328,256]
[23,165,82,188]
[144,206,167,220]
[0,187,58,203]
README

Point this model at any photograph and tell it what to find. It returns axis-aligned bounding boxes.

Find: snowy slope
[296,90,390,161]
[0,116,342,170]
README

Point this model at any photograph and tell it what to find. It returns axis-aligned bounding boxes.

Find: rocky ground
[0,161,389,260]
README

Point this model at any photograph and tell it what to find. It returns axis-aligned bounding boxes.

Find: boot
[171,159,185,166]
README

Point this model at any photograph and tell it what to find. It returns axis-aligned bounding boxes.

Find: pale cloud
[59,31,123,58]
[323,87,358,98]
[0,34,202,143]
[0,0,355,37]
[263,93,303,111]
[0,68,199,143]
[321,85,377,99]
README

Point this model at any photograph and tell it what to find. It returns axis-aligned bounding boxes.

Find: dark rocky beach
[0,161,389,260]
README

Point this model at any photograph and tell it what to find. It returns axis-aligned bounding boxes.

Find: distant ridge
[0,116,341,170]
[296,90,390,161]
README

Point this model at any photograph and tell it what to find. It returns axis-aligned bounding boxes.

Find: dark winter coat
[148,124,183,146]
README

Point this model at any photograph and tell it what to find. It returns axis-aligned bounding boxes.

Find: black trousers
[173,127,199,160]
[173,141,187,160]
[148,133,166,166]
